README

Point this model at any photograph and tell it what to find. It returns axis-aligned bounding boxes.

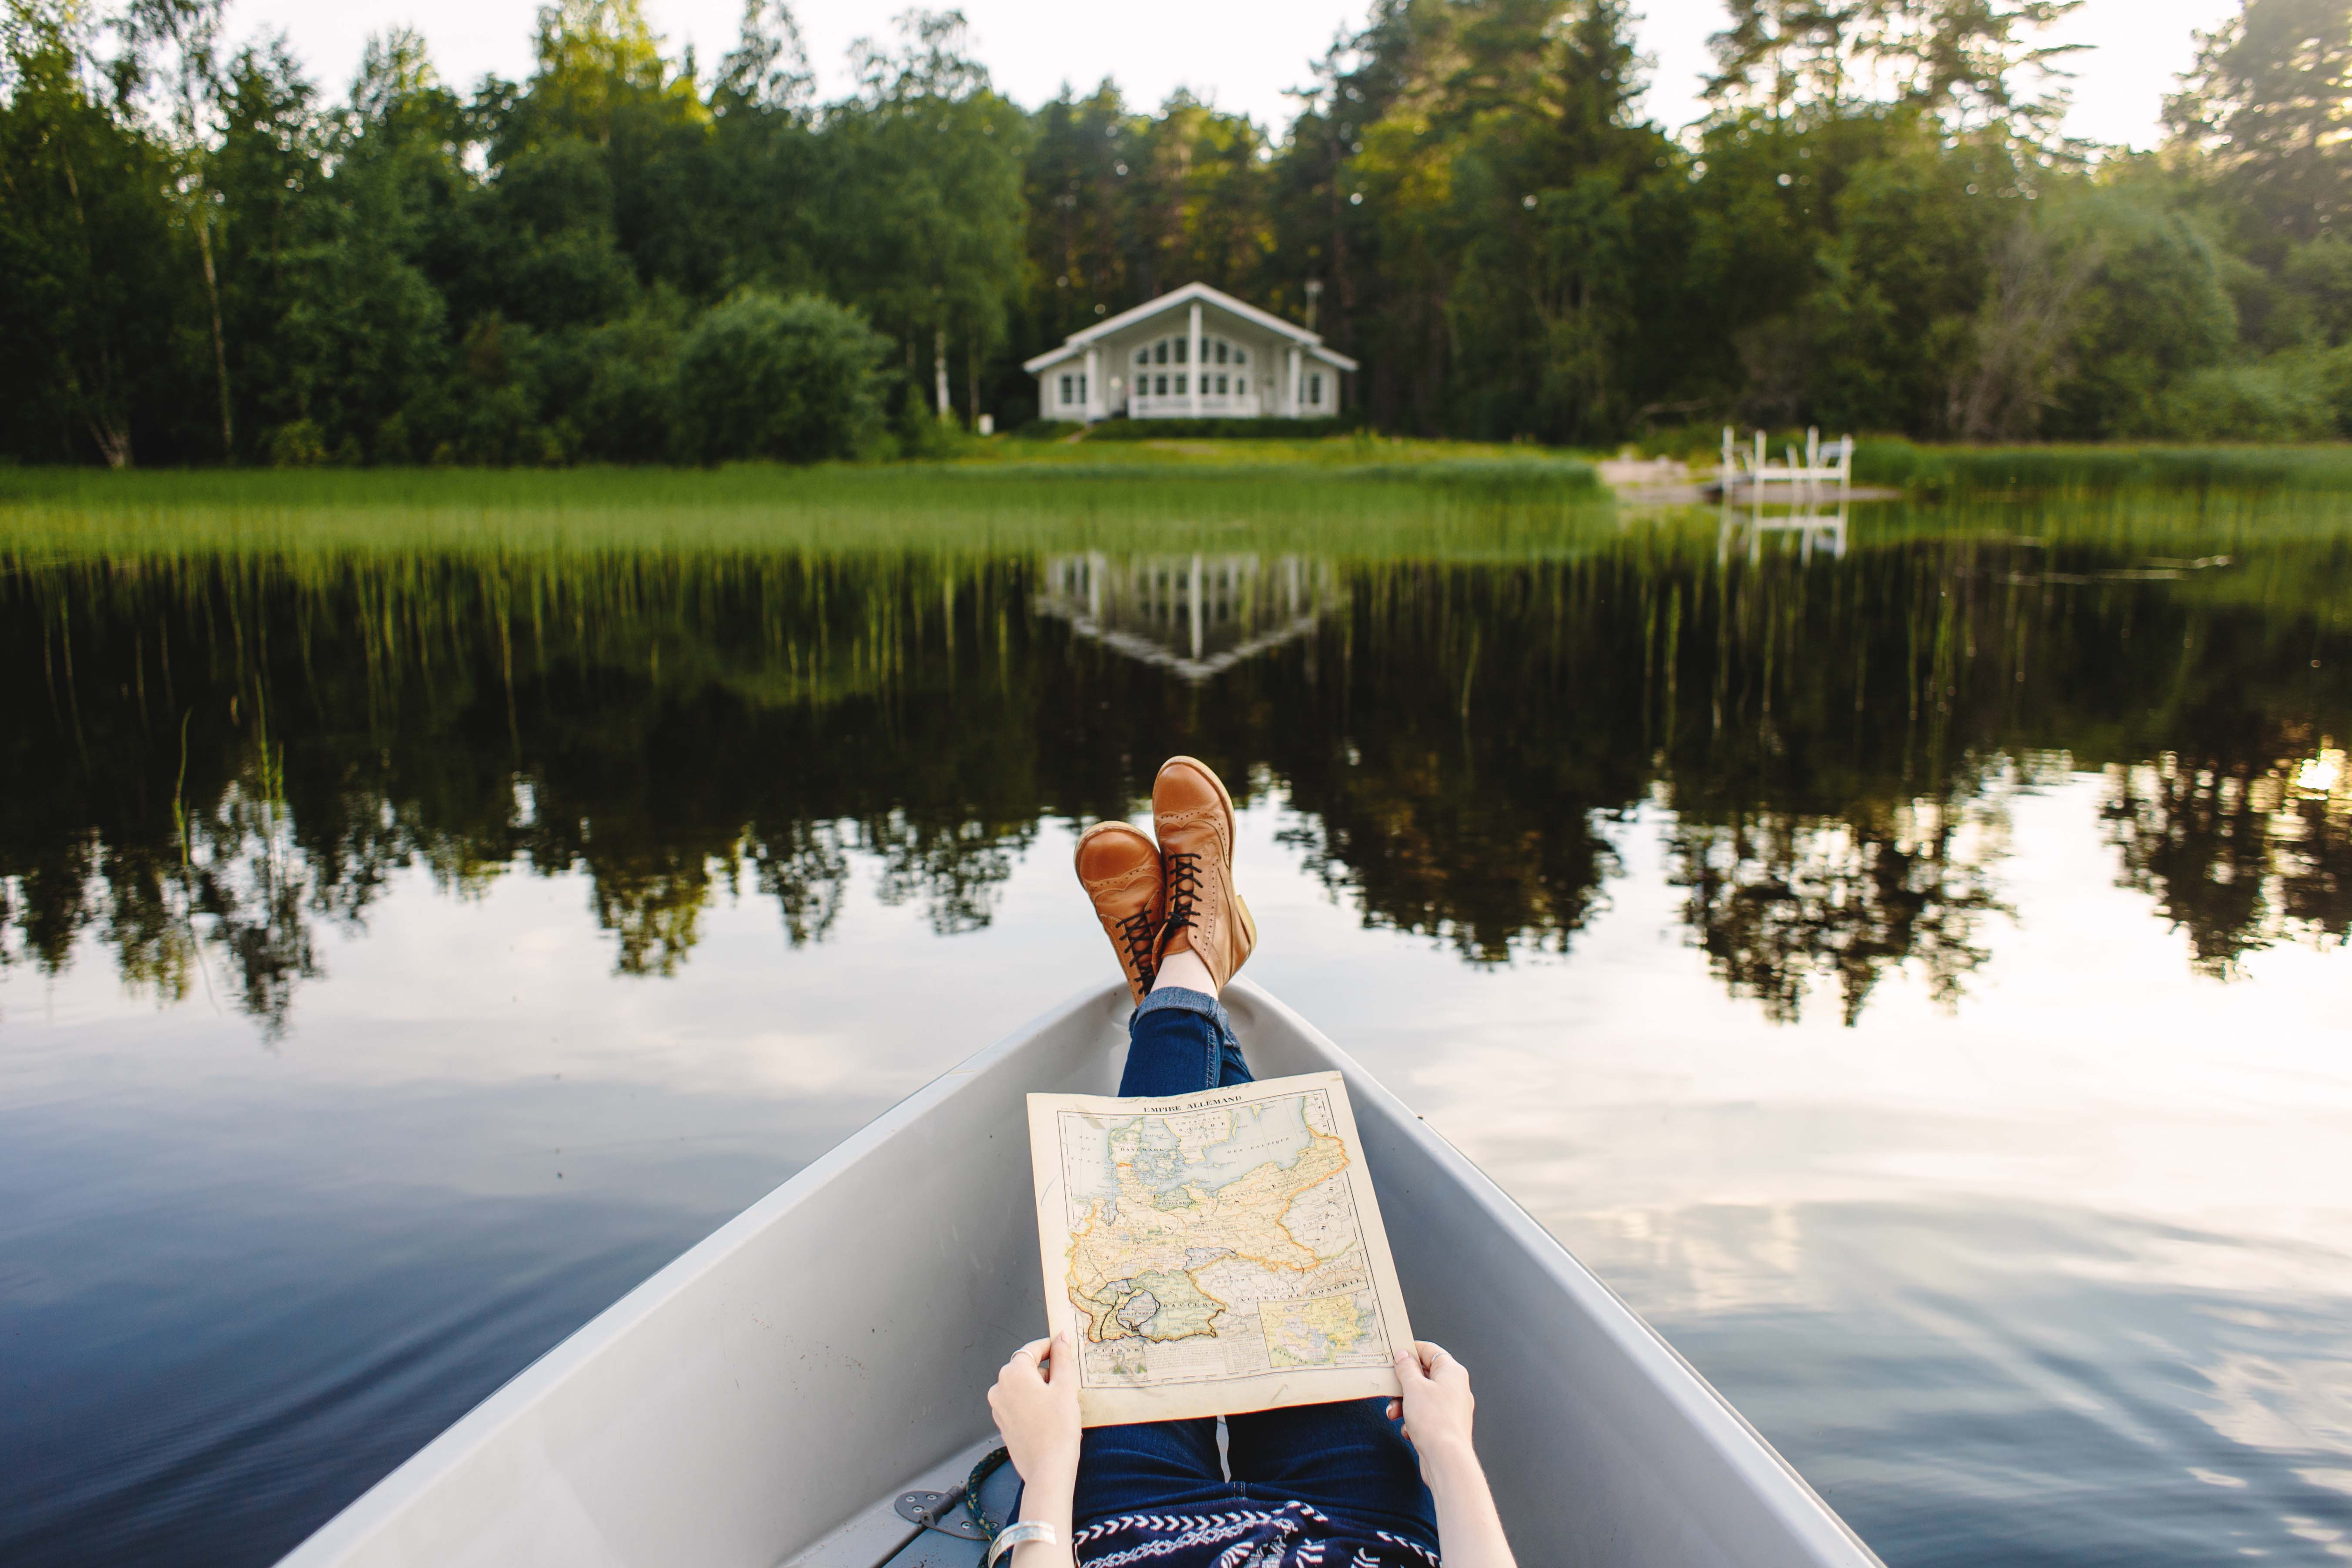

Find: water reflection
[1033,552,1333,679]
[2104,752,2352,978]
[4,522,2348,1033]
[1667,789,2012,1026]
[1716,493,1850,565]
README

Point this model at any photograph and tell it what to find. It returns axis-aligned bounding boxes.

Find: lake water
[2,489,2349,1567]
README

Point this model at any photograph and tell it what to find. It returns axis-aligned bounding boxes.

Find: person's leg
[1067,1415,1231,1526]
[1223,1397,1439,1550]
[1118,984,1252,1096]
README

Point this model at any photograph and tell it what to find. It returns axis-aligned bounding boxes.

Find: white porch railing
[1131,393,1263,418]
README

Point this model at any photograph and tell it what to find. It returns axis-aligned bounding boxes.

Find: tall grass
[0,455,1607,563]
[1855,440,2352,496]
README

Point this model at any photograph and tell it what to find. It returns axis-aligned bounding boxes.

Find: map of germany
[1030,1072,1411,1422]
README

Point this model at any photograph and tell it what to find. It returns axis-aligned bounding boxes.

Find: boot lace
[1162,851,1204,943]
[1115,908,1158,985]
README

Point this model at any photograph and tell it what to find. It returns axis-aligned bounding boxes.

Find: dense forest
[3,0,2350,465]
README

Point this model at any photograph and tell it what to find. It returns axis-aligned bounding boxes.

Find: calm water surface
[2,494,2349,1567]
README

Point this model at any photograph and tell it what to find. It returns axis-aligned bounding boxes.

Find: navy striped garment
[1071,1499,1440,1568]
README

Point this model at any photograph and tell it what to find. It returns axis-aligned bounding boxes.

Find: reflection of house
[1034,554,1333,681]
[1023,283,1358,424]
[1717,495,1849,565]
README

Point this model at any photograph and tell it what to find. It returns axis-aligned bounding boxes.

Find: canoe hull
[276,980,1879,1568]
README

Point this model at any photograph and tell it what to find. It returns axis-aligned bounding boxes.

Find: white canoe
[277,979,1882,1568]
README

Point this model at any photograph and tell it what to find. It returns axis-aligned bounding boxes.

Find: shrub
[676,291,891,464]
[2151,354,2342,443]
[268,420,329,467]
[890,378,961,459]
[370,413,414,465]
[568,306,684,462]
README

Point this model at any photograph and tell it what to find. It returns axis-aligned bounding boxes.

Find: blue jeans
[1064,988,1440,1550]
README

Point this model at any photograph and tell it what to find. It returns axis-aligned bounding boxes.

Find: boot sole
[1156,756,1258,968]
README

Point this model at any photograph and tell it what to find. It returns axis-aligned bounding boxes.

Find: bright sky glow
[229,0,2240,151]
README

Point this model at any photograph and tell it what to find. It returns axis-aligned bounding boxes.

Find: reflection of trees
[2103,748,2352,977]
[1239,565,1643,961]
[1669,802,2010,1025]
[868,814,1037,936]
[0,554,1069,1025]
[753,821,851,947]
[2,520,2347,1032]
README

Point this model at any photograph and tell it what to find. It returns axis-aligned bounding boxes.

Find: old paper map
[1027,1070,1412,1425]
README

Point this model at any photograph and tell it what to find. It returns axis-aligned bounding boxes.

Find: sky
[230,0,2238,150]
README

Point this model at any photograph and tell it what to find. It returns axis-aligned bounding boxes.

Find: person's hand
[1387,1341,1476,1468]
[988,1332,1082,1488]
[1390,1343,1519,1568]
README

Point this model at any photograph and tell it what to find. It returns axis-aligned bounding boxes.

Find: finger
[1418,1340,1459,1371]
[1009,1337,1050,1366]
[1393,1347,1429,1383]
[1044,1331,1074,1382]
[1385,1398,1402,1421]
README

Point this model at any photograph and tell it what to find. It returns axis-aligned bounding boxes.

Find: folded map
[1027,1070,1413,1426]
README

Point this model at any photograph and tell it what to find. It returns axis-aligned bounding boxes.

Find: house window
[1138,335,1251,375]
[1215,374,1229,395]
[1154,374,1168,395]
[1308,372,1325,406]
[1175,374,1188,395]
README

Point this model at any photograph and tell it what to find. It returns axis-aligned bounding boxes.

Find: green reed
[0,455,1607,565]
[1856,440,2352,497]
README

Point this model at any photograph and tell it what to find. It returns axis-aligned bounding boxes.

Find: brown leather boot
[1151,756,1256,990]
[1075,822,1164,1005]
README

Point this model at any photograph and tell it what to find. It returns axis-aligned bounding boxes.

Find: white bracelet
[984,1520,1057,1567]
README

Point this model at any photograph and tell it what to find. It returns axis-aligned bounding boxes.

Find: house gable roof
[1022,282,1358,373]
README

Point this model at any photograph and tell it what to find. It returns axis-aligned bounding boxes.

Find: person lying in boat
[984,756,1519,1568]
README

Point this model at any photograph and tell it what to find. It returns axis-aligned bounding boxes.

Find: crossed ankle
[1151,948,1218,998]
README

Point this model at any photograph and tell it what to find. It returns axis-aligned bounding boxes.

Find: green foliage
[676,291,892,462]
[2040,184,2242,438]
[1,0,2348,464]
[0,2,195,465]
[266,419,330,466]
[2152,353,2345,441]
[2166,0,2352,255]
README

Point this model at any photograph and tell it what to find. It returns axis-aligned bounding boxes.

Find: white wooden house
[1024,282,1358,424]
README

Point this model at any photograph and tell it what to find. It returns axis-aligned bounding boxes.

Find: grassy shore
[0,444,1607,561]
[12,435,2352,568]
[1851,439,2352,495]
